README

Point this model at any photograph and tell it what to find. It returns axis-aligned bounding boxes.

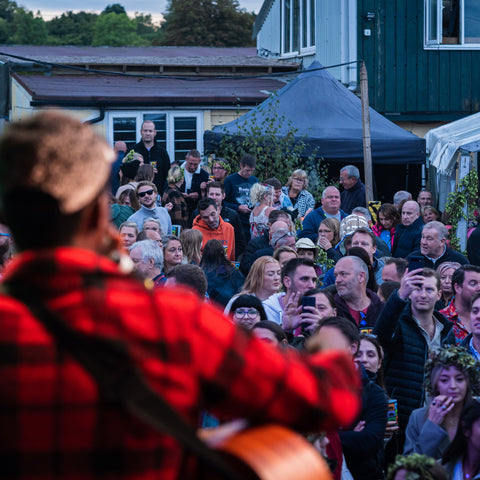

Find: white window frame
[424,0,480,49]
[107,110,204,161]
[281,0,316,57]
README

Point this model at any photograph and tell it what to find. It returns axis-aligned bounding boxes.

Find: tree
[47,11,97,45]
[92,11,147,46]
[134,13,162,45]
[160,0,255,47]
[9,7,48,45]
[102,4,126,15]
[214,97,328,202]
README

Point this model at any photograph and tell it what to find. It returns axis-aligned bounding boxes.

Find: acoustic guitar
[199,422,333,480]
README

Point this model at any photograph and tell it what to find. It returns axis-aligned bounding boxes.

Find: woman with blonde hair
[249,183,275,239]
[282,169,315,218]
[180,228,203,265]
[224,256,281,313]
[162,166,189,228]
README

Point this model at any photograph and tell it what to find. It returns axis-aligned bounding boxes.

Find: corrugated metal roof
[13,73,286,107]
[0,45,294,67]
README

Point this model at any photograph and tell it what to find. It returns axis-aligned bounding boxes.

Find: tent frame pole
[360,61,374,204]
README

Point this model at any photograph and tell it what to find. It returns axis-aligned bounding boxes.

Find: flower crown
[122,149,137,164]
[423,345,480,395]
[387,454,436,480]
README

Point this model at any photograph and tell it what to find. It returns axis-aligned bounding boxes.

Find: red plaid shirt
[440,299,469,342]
[0,247,360,480]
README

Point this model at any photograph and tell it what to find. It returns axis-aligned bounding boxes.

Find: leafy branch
[214,95,329,201]
[444,168,478,251]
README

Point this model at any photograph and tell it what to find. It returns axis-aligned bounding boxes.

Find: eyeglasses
[138,189,155,198]
[292,178,305,182]
[234,308,259,318]
[0,233,10,237]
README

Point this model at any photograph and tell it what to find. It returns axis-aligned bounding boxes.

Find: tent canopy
[204,62,425,165]
[426,111,480,175]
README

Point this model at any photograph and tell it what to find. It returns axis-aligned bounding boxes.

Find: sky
[17,0,263,22]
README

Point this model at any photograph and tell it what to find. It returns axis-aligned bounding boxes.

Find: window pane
[144,113,167,150]
[427,0,438,42]
[284,0,291,53]
[465,0,480,43]
[113,117,137,151]
[302,0,307,48]
[310,0,315,46]
[442,0,459,43]
[293,0,300,52]
[174,117,197,163]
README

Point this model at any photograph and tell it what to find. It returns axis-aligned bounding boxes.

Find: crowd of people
[101,123,480,479]
[2,113,480,480]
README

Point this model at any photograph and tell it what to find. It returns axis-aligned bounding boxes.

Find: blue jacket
[373,290,455,430]
[299,207,348,242]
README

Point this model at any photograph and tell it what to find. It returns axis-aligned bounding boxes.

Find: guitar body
[199,423,333,480]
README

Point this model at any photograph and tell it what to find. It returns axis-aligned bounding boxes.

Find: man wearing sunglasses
[127,181,172,236]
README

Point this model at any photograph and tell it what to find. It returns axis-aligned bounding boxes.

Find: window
[425,0,480,47]
[282,0,315,55]
[109,111,203,161]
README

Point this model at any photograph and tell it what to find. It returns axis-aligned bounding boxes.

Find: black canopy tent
[203,62,426,165]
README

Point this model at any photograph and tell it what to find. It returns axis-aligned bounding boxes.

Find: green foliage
[92,11,148,47]
[444,168,478,252]
[134,13,162,45]
[46,11,97,45]
[102,4,126,15]
[0,0,162,46]
[9,8,48,45]
[214,96,329,201]
[160,0,255,47]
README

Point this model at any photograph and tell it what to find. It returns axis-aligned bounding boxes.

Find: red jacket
[0,247,360,480]
[192,214,236,261]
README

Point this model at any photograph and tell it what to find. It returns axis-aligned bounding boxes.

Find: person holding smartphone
[374,267,456,454]
[289,288,337,350]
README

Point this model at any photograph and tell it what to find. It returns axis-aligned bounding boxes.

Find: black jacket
[334,289,384,328]
[406,247,469,269]
[339,366,388,480]
[373,291,455,430]
[133,141,170,194]
[340,180,366,215]
[240,232,270,276]
[392,216,424,259]
[178,168,209,226]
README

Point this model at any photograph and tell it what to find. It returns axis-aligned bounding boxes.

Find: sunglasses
[138,189,155,198]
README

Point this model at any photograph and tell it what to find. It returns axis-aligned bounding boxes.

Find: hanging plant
[444,168,478,252]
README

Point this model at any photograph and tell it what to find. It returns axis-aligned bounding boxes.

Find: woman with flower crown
[403,346,480,459]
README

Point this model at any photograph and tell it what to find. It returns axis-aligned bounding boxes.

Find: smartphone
[408,255,423,272]
[302,296,315,313]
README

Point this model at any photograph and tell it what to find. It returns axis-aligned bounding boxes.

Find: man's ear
[283,275,291,290]
[73,192,111,251]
